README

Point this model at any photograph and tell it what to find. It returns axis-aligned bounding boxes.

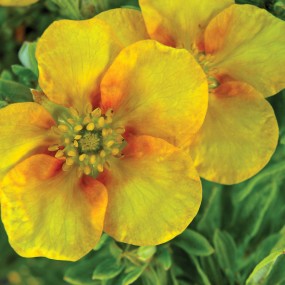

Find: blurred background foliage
[0,0,285,284]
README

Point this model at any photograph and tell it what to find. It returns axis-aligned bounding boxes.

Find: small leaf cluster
[63,230,214,285]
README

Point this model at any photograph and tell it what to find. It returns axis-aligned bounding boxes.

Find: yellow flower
[0,0,38,6]
[0,18,208,260]
[97,1,281,184]
[140,0,283,184]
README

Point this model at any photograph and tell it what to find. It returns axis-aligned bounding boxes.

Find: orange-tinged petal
[190,81,278,185]
[95,8,149,46]
[0,103,55,174]
[0,0,38,6]
[139,0,234,48]
[101,40,208,147]
[1,154,108,261]
[205,4,285,96]
[36,18,122,113]
[103,135,202,245]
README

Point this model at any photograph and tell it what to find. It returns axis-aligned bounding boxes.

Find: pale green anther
[208,76,220,89]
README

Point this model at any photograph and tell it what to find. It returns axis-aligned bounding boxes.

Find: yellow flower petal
[1,154,108,261]
[0,103,55,174]
[103,135,202,245]
[190,81,278,185]
[101,40,208,147]
[95,8,149,46]
[139,0,234,48]
[36,18,122,113]
[205,4,285,96]
[0,0,38,6]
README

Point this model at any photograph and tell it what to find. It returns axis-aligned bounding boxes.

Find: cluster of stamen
[48,106,125,177]
[191,43,220,89]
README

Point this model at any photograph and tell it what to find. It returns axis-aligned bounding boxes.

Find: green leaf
[94,234,123,258]
[18,41,38,76]
[64,253,103,285]
[263,254,285,285]
[246,251,285,285]
[273,1,285,20]
[191,256,211,285]
[120,265,147,285]
[200,255,224,285]
[237,231,285,282]
[80,0,109,18]
[11,64,37,86]
[197,184,222,236]
[65,237,123,285]
[92,258,123,280]
[168,268,179,285]
[109,241,124,258]
[137,246,157,261]
[213,230,237,285]
[231,162,285,202]
[0,100,8,109]
[173,229,214,257]
[121,5,140,10]
[235,0,264,6]
[271,226,285,253]
[156,246,172,270]
[230,162,285,244]
[50,0,82,19]
[0,70,13,81]
[247,233,283,271]
[140,265,161,285]
[108,0,139,9]
[0,79,33,103]
[93,234,111,251]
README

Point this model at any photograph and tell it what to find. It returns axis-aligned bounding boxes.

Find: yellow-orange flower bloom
[97,1,281,184]
[138,0,282,184]
[0,18,208,260]
[0,0,38,6]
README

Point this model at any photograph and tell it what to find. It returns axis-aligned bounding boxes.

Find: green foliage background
[0,0,285,284]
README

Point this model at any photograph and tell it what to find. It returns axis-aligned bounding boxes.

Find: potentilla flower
[0,18,208,261]
[139,0,283,184]
[0,0,38,6]
[96,1,281,184]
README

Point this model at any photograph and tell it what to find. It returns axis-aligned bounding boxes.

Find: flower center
[48,106,125,177]
[191,43,219,89]
[79,132,100,152]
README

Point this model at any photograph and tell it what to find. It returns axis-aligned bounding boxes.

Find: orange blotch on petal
[1,154,108,261]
